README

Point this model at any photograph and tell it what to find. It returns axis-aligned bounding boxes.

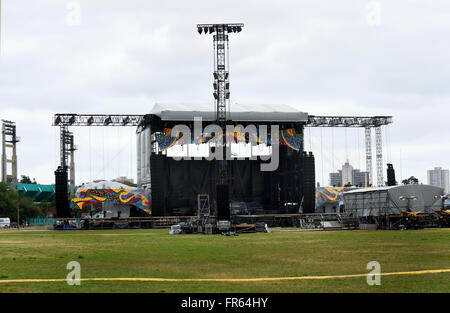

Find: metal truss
[60,126,73,168]
[375,126,383,187]
[365,127,373,187]
[307,116,393,187]
[197,23,244,185]
[53,114,145,127]
[307,116,392,127]
[60,126,77,196]
[1,120,20,190]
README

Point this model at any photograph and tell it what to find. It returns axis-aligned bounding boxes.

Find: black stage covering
[150,146,315,216]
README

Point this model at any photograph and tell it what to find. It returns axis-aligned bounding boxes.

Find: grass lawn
[0,228,449,292]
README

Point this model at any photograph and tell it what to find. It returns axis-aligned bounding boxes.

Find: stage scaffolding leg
[375,126,384,187]
[364,127,373,187]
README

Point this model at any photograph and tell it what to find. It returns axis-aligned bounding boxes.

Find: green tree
[19,175,37,184]
[402,176,419,185]
[0,182,41,222]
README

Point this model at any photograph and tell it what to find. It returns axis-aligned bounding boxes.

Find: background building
[342,161,353,186]
[353,169,368,187]
[329,162,369,187]
[427,167,449,194]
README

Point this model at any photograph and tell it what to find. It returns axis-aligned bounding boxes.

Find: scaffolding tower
[60,126,76,197]
[307,116,392,187]
[365,127,373,186]
[1,120,20,190]
[197,23,243,184]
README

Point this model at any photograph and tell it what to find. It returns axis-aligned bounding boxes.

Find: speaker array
[216,184,230,220]
[54,166,70,218]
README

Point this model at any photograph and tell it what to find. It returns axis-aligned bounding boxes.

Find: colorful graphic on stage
[315,187,356,209]
[154,127,302,151]
[155,128,181,151]
[280,128,303,151]
[71,188,152,215]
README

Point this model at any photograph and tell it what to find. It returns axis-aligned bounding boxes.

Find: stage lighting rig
[196,22,244,147]
[197,23,244,222]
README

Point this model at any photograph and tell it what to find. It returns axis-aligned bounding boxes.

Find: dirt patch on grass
[0,240,28,244]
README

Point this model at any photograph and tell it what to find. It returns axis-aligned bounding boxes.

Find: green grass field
[0,228,449,293]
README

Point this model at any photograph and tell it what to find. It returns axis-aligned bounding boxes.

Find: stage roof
[150,103,309,122]
[77,181,136,190]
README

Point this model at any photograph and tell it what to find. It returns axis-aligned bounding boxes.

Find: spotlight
[209,26,215,33]
[198,27,203,34]
[104,117,112,126]
[87,117,93,125]
[204,27,209,34]
[54,116,61,125]
[68,115,76,125]
[227,26,232,33]
[213,92,218,100]
[213,72,218,80]
[236,26,242,32]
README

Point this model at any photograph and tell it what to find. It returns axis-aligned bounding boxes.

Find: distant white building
[427,167,449,194]
[342,161,353,186]
[329,161,369,187]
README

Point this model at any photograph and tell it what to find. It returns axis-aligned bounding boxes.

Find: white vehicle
[0,218,11,228]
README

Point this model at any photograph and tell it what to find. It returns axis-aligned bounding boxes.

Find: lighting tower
[197,23,243,185]
[60,126,76,197]
[1,120,20,190]
[197,23,243,224]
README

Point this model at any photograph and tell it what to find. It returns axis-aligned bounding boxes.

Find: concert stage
[136,103,316,217]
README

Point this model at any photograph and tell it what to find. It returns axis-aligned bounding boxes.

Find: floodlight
[400,196,417,201]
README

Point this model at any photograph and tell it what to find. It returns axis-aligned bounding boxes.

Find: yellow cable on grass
[0,268,449,284]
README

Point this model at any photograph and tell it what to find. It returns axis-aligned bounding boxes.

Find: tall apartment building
[427,167,449,194]
[329,161,369,187]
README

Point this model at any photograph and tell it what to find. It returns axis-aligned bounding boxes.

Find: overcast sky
[0,0,449,186]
